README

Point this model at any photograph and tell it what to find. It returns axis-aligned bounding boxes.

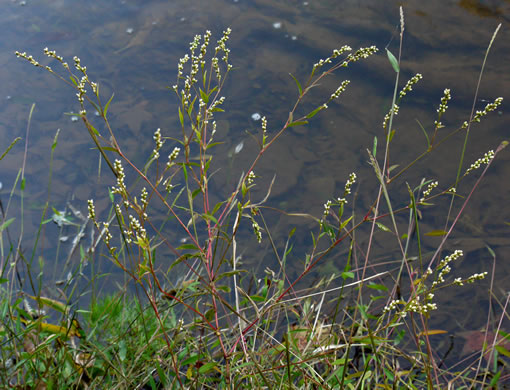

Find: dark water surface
[1,0,510,366]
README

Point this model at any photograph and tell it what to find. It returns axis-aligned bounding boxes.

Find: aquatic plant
[1,7,508,388]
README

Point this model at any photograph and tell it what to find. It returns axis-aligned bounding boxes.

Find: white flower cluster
[140,187,149,210]
[215,28,232,66]
[211,121,217,137]
[473,97,503,122]
[87,199,96,220]
[383,294,437,317]
[112,159,126,195]
[344,172,356,196]
[88,199,116,254]
[465,150,495,175]
[384,250,468,318]
[16,48,97,105]
[313,45,352,70]
[73,55,86,74]
[152,128,164,159]
[167,147,181,169]
[322,173,357,221]
[434,88,451,128]
[323,199,332,218]
[330,80,350,100]
[212,57,221,80]
[399,73,423,99]
[432,249,463,287]
[209,96,226,112]
[43,47,63,62]
[127,214,146,244]
[252,219,262,243]
[341,46,378,67]
[164,180,175,194]
[383,104,399,130]
[437,88,451,115]
[261,116,268,145]
[177,54,189,79]
[331,45,352,58]
[419,180,438,203]
[453,272,488,286]
[102,222,113,246]
[198,30,211,68]
[15,51,41,67]
[407,295,437,315]
[247,171,256,185]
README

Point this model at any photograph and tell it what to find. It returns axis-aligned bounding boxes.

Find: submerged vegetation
[1,8,509,388]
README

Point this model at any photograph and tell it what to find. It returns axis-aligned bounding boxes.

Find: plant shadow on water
[1,0,510,387]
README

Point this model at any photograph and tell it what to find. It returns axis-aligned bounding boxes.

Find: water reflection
[1,0,509,367]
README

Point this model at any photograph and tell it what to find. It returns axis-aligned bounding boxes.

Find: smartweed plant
[4,7,509,388]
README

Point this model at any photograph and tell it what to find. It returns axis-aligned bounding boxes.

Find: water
[1,0,509,368]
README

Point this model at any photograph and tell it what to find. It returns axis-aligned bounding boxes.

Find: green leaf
[0,278,8,284]
[118,340,127,361]
[20,178,25,191]
[424,229,448,237]
[339,216,353,231]
[366,283,388,291]
[485,244,496,258]
[495,345,510,358]
[89,101,101,116]
[99,147,121,153]
[415,119,430,149]
[182,164,188,181]
[341,271,354,280]
[305,105,326,119]
[51,129,60,150]
[181,354,200,366]
[191,188,202,199]
[0,218,15,232]
[104,93,114,117]
[199,88,208,104]
[388,164,399,173]
[250,295,265,302]
[376,222,391,232]
[198,361,217,374]
[357,304,369,320]
[287,120,309,128]
[1,137,22,161]
[211,201,224,216]
[386,48,399,72]
[289,73,302,96]
[29,295,69,315]
[216,285,231,293]
[87,122,100,136]
[215,270,245,282]
[498,330,510,341]
[202,212,218,225]
[187,96,196,116]
[176,243,198,250]
[388,129,396,142]
[372,136,377,158]
[178,107,184,127]
[489,370,502,387]
[206,141,223,150]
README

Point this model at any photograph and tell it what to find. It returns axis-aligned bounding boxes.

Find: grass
[1,8,509,389]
